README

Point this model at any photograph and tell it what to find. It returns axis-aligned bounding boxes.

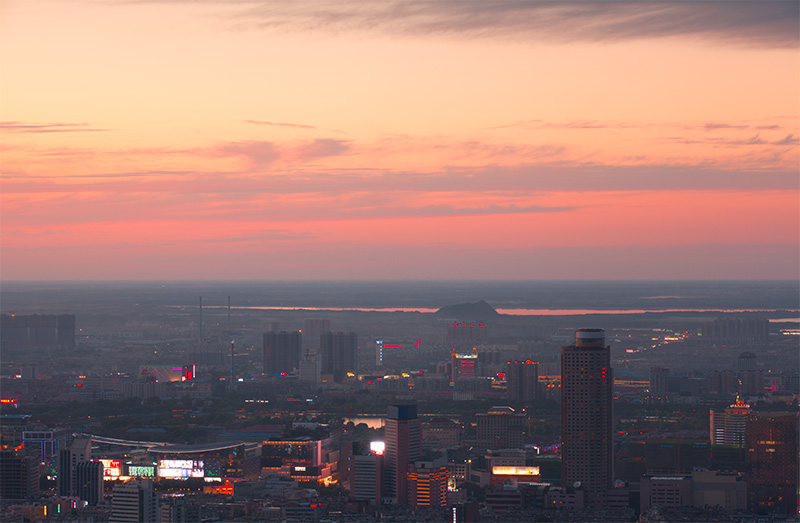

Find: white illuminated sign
[100,459,120,478]
[159,460,204,478]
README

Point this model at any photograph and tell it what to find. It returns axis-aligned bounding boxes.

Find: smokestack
[227,296,231,333]
[230,340,235,382]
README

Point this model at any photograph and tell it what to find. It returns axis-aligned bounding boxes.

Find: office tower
[58,437,92,497]
[385,405,420,505]
[745,412,798,514]
[451,352,477,379]
[350,450,383,505]
[476,407,526,449]
[109,479,158,523]
[407,455,448,507]
[561,329,613,509]
[75,461,104,505]
[710,400,751,445]
[506,360,539,401]
[320,331,357,383]
[649,367,670,396]
[263,331,301,375]
[0,448,39,499]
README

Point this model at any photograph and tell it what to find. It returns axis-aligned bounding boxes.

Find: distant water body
[217,305,798,316]
[1,280,798,316]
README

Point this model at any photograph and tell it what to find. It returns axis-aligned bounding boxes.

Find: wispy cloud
[1,121,110,133]
[204,140,280,169]
[294,138,350,160]
[341,203,579,219]
[225,0,798,48]
[243,119,316,129]
[206,229,318,242]
[774,134,799,146]
[704,123,750,131]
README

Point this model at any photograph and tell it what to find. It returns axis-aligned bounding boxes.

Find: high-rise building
[745,412,798,514]
[407,455,448,507]
[304,319,331,338]
[710,400,751,446]
[109,479,158,523]
[350,449,383,505]
[506,360,539,401]
[700,318,769,343]
[561,329,613,509]
[737,351,757,372]
[384,405,420,505]
[649,367,670,396]
[58,437,92,497]
[451,352,478,379]
[476,407,526,450]
[298,351,320,384]
[320,332,357,383]
[446,322,489,348]
[263,331,301,375]
[0,448,39,500]
[75,461,104,505]
[738,369,764,396]
[708,369,736,395]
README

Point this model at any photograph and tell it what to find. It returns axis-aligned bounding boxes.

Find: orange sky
[1,0,798,280]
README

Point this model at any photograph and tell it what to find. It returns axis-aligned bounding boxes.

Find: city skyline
[1,1,798,280]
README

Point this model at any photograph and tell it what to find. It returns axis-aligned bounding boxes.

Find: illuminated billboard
[127,465,155,477]
[492,466,540,476]
[100,459,121,478]
[159,459,204,478]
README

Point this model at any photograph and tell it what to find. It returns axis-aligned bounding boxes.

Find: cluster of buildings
[1,322,797,521]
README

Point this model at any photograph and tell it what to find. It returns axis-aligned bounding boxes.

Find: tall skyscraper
[75,461,104,505]
[384,405,420,505]
[506,360,539,401]
[263,331,301,375]
[710,400,751,446]
[58,437,92,497]
[561,328,613,509]
[320,331,357,383]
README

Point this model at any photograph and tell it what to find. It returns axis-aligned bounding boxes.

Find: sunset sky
[1,0,798,280]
